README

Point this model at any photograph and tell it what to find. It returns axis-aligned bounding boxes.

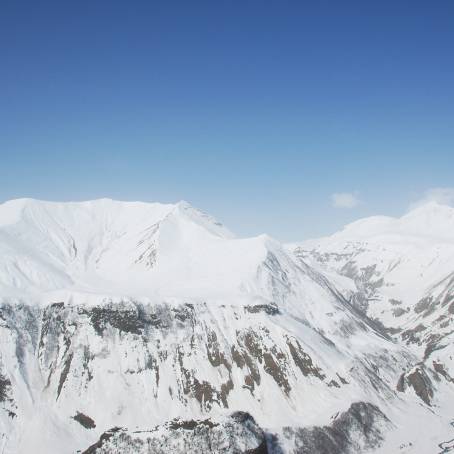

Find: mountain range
[0,198,453,453]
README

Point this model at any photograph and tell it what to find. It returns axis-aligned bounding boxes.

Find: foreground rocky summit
[80,404,390,454]
[81,412,269,454]
[0,199,453,453]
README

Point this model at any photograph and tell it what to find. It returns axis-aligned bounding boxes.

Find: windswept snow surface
[0,198,238,300]
[0,199,453,453]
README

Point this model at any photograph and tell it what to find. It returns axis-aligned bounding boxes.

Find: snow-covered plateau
[0,198,452,453]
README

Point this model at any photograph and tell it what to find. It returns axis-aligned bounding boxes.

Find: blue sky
[1,1,453,240]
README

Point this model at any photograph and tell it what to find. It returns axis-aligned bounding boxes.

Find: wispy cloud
[331,192,360,209]
[409,187,454,209]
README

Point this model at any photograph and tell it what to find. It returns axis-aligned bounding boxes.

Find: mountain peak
[0,198,269,299]
[403,200,454,221]
[315,202,454,244]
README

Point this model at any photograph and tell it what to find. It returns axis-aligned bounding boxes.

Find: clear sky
[1,1,453,241]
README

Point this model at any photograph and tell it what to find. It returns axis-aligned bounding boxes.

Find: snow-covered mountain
[0,199,453,453]
[290,201,454,452]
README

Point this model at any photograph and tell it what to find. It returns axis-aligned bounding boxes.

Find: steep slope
[290,202,454,428]
[0,199,452,453]
[292,202,454,332]
[0,198,235,298]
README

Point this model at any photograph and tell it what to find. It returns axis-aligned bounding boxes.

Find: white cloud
[409,187,454,209]
[331,192,360,209]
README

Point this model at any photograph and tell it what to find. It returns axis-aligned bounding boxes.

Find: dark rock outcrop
[397,366,434,405]
[283,402,392,454]
[81,412,269,454]
[72,411,96,429]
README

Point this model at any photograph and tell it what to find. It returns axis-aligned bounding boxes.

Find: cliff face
[0,298,404,453]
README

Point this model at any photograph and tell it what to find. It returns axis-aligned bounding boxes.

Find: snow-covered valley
[0,199,453,453]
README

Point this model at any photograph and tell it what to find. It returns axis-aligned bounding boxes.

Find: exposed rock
[396,373,405,392]
[286,338,325,380]
[0,297,435,452]
[414,297,434,314]
[433,362,454,383]
[57,352,73,400]
[392,307,408,318]
[81,412,269,454]
[401,324,426,345]
[82,427,123,454]
[72,411,96,429]
[263,352,291,395]
[88,305,146,336]
[244,304,280,316]
[397,367,434,405]
[0,373,12,403]
[448,302,454,315]
[206,330,232,371]
[407,368,434,405]
[283,402,392,454]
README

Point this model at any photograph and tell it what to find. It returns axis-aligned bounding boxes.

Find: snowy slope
[0,198,236,299]
[0,199,453,453]
[290,202,454,451]
[293,202,454,322]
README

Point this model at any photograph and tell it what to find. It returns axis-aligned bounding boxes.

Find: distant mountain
[289,201,454,452]
[0,199,453,453]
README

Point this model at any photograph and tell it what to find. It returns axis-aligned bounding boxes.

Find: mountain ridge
[0,199,453,453]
